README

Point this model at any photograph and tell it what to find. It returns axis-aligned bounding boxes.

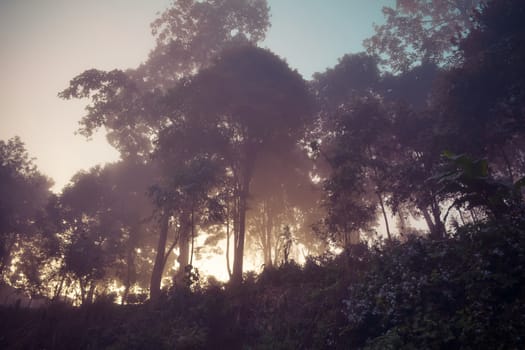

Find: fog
[2,1,525,348]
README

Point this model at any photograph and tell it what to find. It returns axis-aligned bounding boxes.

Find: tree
[148,153,224,299]
[312,54,400,243]
[0,137,53,279]
[312,53,381,117]
[319,96,397,243]
[434,0,525,181]
[59,167,122,304]
[54,161,157,305]
[171,45,313,284]
[60,0,272,293]
[145,0,270,85]
[247,147,322,266]
[59,0,270,158]
[100,161,158,303]
[312,51,450,240]
[365,0,487,72]
[432,152,524,221]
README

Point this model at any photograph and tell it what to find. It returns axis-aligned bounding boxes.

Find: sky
[0,0,392,192]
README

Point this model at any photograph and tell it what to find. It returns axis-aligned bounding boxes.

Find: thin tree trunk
[420,206,436,235]
[53,276,65,301]
[150,212,170,302]
[261,201,268,266]
[470,209,479,224]
[377,192,392,240]
[266,203,273,267]
[430,200,445,238]
[86,282,95,305]
[123,248,133,305]
[396,205,407,236]
[123,226,138,305]
[261,200,273,268]
[232,192,246,285]
[232,175,250,285]
[176,214,191,284]
[189,207,195,267]
[420,201,445,239]
[79,279,86,306]
[368,155,391,240]
[458,208,467,226]
[0,234,16,276]
[225,197,233,278]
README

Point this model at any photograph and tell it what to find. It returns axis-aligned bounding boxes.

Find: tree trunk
[420,206,436,235]
[79,280,85,306]
[232,194,246,285]
[266,202,273,267]
[260,200,273,268]
[86,282,95,305]
[173,212,191,285]
[377,192,392,240]
[0,234,16,276]
[53,276,65,301]
[123,247,134,304]
[430,200,445,238]
[177,221,190,273]
[396,205,408,235]
[420,202,445,239]
[232,177,250,285]
[225,199,232,278]
[123,226,138,304]
[150,212,170,302]
[189,208,195,267]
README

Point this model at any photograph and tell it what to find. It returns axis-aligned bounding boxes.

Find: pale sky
[0,0,392,192]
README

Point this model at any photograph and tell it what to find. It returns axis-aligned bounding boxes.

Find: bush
[342,218,525,349]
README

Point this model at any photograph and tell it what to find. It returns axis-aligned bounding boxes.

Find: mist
[2,0,525,348]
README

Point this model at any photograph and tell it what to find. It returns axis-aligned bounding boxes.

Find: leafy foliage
[343,216,525,349]
[365,0,486,72]
[432,152,524,220]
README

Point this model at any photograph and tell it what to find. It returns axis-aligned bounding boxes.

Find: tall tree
[435,0,525,180]
[321,96,396,243]
[313,54,396,243]
[59,0,271,294]
[171,45,313,284]
[312,51,449,240]
[148,152,224,299]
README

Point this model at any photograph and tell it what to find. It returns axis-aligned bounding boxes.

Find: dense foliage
[2,214,525,348]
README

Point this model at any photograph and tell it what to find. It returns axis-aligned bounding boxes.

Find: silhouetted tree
[0,137,53,279]
[435,0,525,181]
[59,0,272,293]
[148,153,224,300]
[247,147,322,266]
[313,55,396,242]
[52,161,157,305]
[171,45,313,284]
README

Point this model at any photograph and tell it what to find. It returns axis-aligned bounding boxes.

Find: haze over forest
[2,0,525,349]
